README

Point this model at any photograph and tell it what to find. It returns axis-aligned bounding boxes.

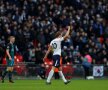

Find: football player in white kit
[43,26,71,84]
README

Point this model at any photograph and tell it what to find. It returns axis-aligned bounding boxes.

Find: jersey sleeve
[50,41,52,46]
[6,44,10,50]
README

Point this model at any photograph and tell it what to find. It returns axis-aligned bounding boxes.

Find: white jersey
[50,37,64,56]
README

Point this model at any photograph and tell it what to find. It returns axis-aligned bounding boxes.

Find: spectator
[82,53,94,80]
[0,0,108,65]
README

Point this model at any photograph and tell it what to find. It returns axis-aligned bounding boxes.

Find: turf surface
[0,79,108,90]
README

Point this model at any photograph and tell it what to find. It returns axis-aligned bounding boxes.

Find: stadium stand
[0,0,108,66]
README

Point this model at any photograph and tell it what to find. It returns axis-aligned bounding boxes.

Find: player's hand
[70,26,73,34]
[70,25,73,30]
[9,57,12,61]
[68,26,71,30]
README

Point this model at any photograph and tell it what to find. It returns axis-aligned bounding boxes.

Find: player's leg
[46,66,55,84]
[8,60,14,83]
[53,55,68,83]
[58,66,70,84]
[1,59,10,83]
[46,55,59,84]
[1,67,8,83]
[2,59,14,83]
[8,67,14,83]
[58,67,67,82]
[7,67,12,81]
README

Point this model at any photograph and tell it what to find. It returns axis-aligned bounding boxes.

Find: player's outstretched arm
[63,26,71,40]
[43,45,52,61]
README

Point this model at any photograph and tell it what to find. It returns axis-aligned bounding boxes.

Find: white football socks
[59,71,67,82]
[47,69,54,83]
[47,69,67,83]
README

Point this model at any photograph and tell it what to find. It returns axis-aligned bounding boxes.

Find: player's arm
[15,45,19,52]
[43,45,52,61]
[6,45,12,60]
[6,49,12,60]
[63,26,71,40]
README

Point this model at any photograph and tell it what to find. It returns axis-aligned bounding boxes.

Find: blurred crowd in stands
[0,0,108,65]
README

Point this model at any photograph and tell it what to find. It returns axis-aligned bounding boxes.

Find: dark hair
[55,31,62,38]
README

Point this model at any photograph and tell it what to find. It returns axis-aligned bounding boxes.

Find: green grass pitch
[0,79,108,90]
